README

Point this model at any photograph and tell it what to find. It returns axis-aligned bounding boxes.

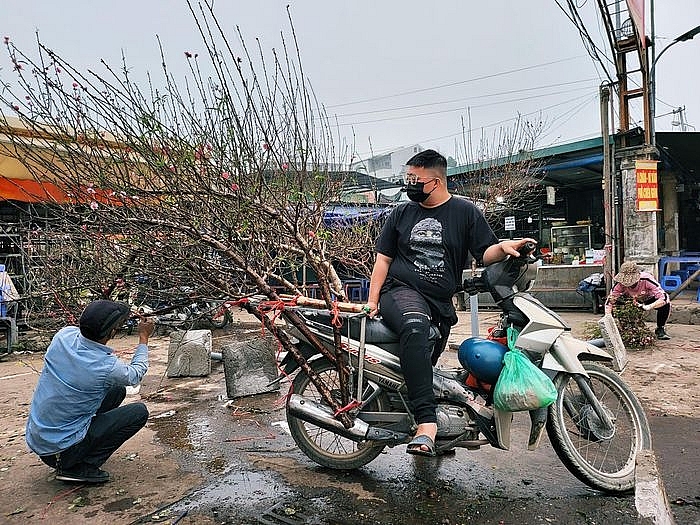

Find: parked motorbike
[265,243,651,494]
[125,281,231,331]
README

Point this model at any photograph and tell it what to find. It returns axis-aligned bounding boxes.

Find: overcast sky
[2,1,699,163]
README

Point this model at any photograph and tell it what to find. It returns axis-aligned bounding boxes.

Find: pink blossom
[282,163,289,170]
[308,230,316,238]
[72,82,79,88]
[221,171,230,180]
[262,142,270,151]
[55,67,61,73]
[11,104,19,111]
[90,201,99,210]
[230,183,239,191]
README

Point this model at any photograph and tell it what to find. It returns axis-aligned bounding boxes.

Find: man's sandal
[406,434,437,457]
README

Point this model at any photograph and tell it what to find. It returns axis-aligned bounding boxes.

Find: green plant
[612,298,656,349]
[580,321,602,340]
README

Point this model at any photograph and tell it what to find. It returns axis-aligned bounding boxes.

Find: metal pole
[469,259,479,337]
[600,84,613,292]
[650,0,657,147]
[469,295,479,337]
[610,90,620,270]
[356,315,366,402]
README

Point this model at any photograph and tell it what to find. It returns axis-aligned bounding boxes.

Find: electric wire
[336,86,598,127]
[351,92,596,158]
[332,77,600,119]
[539,93,599,142]
[554,0,615,83]
[325,56,587,109]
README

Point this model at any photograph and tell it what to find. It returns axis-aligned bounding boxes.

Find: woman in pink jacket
[605,261,671,340]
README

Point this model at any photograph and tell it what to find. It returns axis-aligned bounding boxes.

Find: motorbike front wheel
[287,358,389,470]
[547,362,652,493]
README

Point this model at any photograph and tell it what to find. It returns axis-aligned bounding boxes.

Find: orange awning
[0,177,68,203]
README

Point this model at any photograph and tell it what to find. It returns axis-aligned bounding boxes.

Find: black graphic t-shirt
[376,196,498,304]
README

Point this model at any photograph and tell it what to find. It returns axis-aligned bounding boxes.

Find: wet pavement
[149,386,642,525]
[129,305,700,524]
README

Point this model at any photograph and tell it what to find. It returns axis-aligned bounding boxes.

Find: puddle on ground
[151,409,215,453]
[103,497,138,512]
[171,468,293,516]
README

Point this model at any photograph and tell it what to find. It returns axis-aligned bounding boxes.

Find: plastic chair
[660,275,681,292]
[671,270,690,284]
[687,265,700,281]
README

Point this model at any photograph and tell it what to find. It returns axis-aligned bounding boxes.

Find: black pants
[379,286,437,425]
[40,386,148,471]
[642,297,671,328]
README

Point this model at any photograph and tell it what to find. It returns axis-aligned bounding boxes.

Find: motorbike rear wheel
[547,362,652,493]
[287,358,389,470]
[205,301,231,329]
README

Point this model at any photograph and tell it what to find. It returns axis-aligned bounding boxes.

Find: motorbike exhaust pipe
[287,394,370,441]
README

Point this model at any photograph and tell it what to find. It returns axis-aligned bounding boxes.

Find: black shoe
[655,327,671,340]
[56,465,110,483]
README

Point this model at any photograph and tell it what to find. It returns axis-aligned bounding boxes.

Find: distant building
[350,145,424,202]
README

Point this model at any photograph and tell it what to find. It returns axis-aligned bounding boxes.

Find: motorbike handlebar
[518,241,537,259]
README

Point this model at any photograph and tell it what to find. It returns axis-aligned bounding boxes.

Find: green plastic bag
[493,346,558,412]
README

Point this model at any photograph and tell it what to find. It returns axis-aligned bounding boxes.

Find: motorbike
[267,243,651,494]
[124,280,232,331]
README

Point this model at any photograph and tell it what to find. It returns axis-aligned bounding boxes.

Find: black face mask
[405,181,435,203]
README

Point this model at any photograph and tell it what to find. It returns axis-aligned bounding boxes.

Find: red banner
[635,160,659,211]
[626,0,645,47]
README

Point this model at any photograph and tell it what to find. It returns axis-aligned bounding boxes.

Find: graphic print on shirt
[409,218,445,283]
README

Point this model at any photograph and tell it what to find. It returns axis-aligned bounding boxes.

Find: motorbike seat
[298,309,440,345]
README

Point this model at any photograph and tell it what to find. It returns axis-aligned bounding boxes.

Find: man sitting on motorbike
[364,149,535,456]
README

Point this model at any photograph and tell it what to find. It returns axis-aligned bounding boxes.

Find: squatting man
[26,300,154,483]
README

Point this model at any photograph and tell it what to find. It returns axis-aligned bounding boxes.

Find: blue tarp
[323,205,392,227]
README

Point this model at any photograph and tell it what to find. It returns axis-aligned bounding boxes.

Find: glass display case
[550,225,592,264]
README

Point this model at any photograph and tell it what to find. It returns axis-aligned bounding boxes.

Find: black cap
[79,300,131,342]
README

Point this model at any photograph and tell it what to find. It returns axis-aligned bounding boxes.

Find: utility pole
[672,106,692,131]
[600,84,613,292]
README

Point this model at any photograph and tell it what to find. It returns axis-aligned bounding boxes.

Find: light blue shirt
[26,326,148,456]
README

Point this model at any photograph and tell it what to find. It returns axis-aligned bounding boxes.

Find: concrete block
[222,335,279,398]
[598,314,627,371]
[635,450,675,525]
[166,329,212,377]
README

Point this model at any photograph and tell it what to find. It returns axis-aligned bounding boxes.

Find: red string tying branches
[333,399,362,417]
[330,299,343,328]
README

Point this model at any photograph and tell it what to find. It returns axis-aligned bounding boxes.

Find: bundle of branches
[0,2,380,420]
[610,297,656,349]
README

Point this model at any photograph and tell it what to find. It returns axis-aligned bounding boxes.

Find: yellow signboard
[635,160,660,211]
